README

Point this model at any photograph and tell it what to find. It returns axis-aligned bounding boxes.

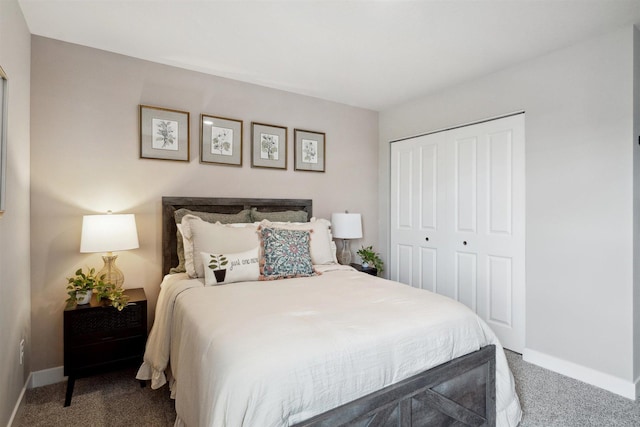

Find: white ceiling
[18,0,640,111]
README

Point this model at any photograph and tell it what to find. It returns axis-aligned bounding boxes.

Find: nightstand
[350,263,378,276]
[63,287,147,406]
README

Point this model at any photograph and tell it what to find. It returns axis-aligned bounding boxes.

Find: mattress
[137,265,521,426]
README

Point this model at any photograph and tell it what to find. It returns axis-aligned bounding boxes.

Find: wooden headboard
[162,196,313,275]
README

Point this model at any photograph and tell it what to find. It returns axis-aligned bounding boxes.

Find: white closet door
[389,131,448,292]
[390,114,525,352]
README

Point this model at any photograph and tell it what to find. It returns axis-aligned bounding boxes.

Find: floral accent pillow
[259,227,318,280]
[259,218,336,265]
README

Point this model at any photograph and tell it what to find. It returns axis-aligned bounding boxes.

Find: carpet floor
[15,367,175,426]
[14,351,640,426]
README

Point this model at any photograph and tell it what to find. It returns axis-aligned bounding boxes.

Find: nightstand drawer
[65,335,145,374]
[66,303,144,342]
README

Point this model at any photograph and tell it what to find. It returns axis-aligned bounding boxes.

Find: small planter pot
[76,290,92,305]
[213,269,227,283]
[362,262,370,268]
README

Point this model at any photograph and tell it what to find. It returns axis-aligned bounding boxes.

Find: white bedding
[137,265,522,426]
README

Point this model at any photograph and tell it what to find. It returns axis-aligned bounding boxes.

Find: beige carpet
[15,367,175,426]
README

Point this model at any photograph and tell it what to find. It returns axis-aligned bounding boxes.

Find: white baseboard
[7,372,31,427]
[523,348,636,400]
[30,365,65,388]
[7,367,67,426]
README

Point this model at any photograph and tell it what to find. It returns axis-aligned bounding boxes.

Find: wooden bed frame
[161,196,496,427]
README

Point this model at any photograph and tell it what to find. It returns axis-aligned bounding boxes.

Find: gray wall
[29,36,379,372]
[0,0,31,424]
[379,26,637,386]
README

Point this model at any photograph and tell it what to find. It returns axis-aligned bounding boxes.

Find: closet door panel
[395,244,413,285]
[487,255,513,327]
[419,143,438,230]
[395,147,414,230]
[454,136,478,234]
[488,130,513,235]
[419,247,437,292]
[456,251,477,311]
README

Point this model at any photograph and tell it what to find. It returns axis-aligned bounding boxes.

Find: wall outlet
[19,338,24,365]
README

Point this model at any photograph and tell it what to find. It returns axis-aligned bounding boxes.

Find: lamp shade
[80,213,139,253]
[331,213,363,239]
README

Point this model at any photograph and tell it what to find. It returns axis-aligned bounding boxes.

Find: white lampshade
[80,213,139,288]
[331,213,363,239]
[80,213,139,253]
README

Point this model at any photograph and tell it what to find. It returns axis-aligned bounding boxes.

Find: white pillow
[180,215,260,278]
[200,247,260,285]
[259,218,337,265]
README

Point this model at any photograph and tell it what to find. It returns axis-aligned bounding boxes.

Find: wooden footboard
[294,345,496,427]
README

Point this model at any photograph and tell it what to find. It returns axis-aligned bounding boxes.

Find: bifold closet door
[389,114,525,352]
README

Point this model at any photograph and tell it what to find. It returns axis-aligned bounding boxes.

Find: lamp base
[339,239,352,265]
[98,254,125,288]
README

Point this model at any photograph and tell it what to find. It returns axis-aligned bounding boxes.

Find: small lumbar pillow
[259,227,317,280]
[201,247,260,286]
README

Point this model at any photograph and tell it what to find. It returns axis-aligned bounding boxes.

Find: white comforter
[137,265,522,426]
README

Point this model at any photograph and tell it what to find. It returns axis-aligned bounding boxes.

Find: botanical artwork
[251,122,286,169]
[152,118,179,151]
[301,139,318,164]
[293,128,324,172]
[261,133,279,160]
[211,126,233,156]
[140,105,189,161]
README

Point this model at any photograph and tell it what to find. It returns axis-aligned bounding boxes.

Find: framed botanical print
[251,122,287,169]
[294,129,325,172]
[200,114,243,166]
[139,105,190,161]
[0,66,7,214]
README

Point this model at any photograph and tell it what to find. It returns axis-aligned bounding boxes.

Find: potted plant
[356,246,384,276]
[66,267,103,305]
[207,254,228,283]
[66,267,130,310]
[95,281,130,311]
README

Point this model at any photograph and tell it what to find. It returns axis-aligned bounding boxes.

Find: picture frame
[0,66,7,214]
[200,114,243,166]
[251,122,287,169]
[139,105,190,162]
[294,129,325,172]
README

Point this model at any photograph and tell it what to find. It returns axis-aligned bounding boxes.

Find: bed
[137,197,522,427]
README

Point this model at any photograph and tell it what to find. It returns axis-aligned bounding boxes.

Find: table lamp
[80,211,139,288]
[331,212,362,265]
